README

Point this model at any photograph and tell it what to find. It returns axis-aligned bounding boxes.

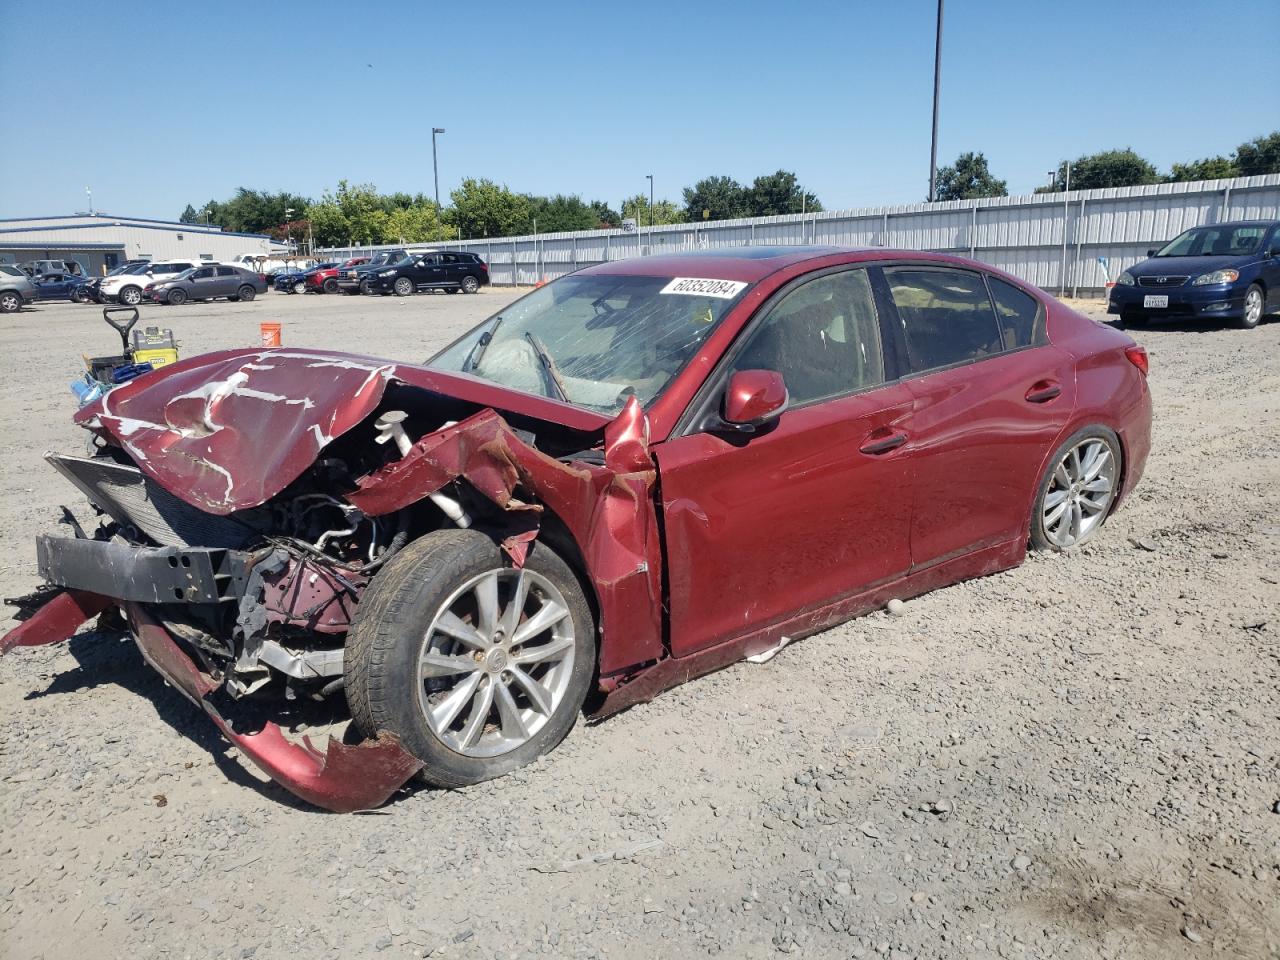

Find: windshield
[1155,225,1266,257]
[430,273,748,414]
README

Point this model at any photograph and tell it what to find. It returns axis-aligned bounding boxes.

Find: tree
[746,170,822,216]
[682,175,750,222]
[1047,149,1158,191]
[384,204,455,243]
[934,152,1008,201]
[179,204,200,223]
[1167,156,1238,182]
[1234,131,1280,176]
[621,194,683,226]
[588,200,620,228]
[526,194,602,234]
[446,178,532,238]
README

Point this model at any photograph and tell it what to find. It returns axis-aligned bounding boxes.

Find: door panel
[656,383,915,657]
[904,346,1075,566]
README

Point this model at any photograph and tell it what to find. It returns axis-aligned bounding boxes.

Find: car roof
[1188,219,1279,229]
[576,245,991,282]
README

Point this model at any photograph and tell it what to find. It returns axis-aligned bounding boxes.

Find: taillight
[1125,345,1148,377]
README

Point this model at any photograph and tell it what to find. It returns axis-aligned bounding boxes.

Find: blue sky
[1,0,1274,220]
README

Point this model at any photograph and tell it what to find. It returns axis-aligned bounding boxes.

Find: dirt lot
[1,289,1277,960]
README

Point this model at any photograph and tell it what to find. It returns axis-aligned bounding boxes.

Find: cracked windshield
[431,273,748,413]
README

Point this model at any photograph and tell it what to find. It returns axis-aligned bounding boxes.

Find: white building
[0,213,282,275]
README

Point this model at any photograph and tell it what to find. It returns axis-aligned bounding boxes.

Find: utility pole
[927,0,944,202]
[646,174,654,228]
[432,128,446,209]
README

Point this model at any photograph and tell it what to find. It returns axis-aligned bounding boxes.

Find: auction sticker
[659,277,748,299]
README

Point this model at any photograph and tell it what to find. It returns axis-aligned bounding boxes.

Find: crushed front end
[2,347,664,811]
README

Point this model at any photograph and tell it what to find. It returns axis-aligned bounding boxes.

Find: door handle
[859,431,908,455]
[1025,381,1062,403]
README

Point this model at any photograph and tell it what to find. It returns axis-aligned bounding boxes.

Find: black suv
[337,250,409,295]
[367,251,490,296]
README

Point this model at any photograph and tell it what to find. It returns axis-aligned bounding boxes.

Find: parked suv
[101,261,199,305]
[337,250,408,294]
[146,264,266,304]
[0,264,37,313]
[1108,219,1280,329]
[19,259,87,278]
[368,251,490,296]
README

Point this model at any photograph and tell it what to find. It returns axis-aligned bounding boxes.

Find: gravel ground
[1,290,1277,960]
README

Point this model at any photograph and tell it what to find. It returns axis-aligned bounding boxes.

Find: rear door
[439,253,463,286]
[655,265,915,657]
[880,266,1075,567]
[1266,225,1280,310]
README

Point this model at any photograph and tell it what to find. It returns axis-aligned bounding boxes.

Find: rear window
[886,268,1004,373]
[988,277,1042,348]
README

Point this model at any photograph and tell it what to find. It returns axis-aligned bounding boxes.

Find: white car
[100,261,199,305]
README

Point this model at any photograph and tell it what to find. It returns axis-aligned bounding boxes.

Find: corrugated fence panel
[320,175,1279,295]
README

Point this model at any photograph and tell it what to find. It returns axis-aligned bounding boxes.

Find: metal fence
[320,174,1280,296]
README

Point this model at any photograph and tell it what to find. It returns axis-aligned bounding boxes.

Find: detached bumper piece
[37,535,248,604]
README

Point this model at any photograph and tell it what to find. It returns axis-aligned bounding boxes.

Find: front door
[414,254,443,289]
[880,267,1075,566]
[655,266,914,657]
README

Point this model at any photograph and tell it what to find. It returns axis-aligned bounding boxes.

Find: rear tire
[461,275,480,294]
[1239,284,1264,329]
[238,284,256,302]
[345,530,595,788]
[1030,426,1122,552]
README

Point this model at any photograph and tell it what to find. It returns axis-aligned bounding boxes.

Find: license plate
[1143,295,1169,309]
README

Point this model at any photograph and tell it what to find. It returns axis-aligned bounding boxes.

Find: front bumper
[1108,284,1246,320]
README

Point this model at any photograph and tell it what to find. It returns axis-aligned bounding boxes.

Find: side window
[885,269,1003,373]
[732,268,885,406]
[441,253,459,264]
[987,276,1042,348]
[193,268,214,279]
[216,266,235,277]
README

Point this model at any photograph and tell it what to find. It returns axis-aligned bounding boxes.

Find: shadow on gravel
[1108,314,1278,333]
[22,628,376,813]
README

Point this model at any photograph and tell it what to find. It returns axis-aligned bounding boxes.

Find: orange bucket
[260,322,282,348]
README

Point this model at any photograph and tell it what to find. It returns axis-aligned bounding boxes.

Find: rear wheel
[238,284,256,302]
[1239,284,1264,329]
[1030,426,1121,551]
[394,276,414,296]
[345,530,595,787]
[323,277,339,294]
[166,288,187,305]
[461,275,480,294]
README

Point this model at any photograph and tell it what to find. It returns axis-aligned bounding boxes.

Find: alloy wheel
[416,567,576,758]
[0,292,19,313]
[1244,287,1263,327]
[1042,438,1117,548]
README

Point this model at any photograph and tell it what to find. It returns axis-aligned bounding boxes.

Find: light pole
[432,128,446,209]
[645,175,654,228]
[285,208,295,254]
[201,208,210,226]
[927,0,944,202]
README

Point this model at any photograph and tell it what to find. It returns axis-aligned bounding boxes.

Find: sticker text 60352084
[659,277,748,300]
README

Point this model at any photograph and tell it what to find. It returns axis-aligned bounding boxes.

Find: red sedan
[307,256,370,293]
[4,246,1150,811]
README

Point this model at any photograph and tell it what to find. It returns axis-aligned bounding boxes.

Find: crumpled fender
[126,602,422,813]
[0,589,111,655]
[349,397,665,675]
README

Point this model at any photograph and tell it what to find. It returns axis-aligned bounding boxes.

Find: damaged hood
[76,347,611,515]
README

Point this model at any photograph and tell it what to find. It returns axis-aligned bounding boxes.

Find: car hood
[1131,254,1244,276]
[73,347,613,515]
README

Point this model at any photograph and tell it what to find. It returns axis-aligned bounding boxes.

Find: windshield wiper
[525,332,570,403]
[466,316,502,371]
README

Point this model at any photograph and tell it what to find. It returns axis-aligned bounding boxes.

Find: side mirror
[720,369,788,433]
[1146,248,1157,257]
[1270,246,1280,258]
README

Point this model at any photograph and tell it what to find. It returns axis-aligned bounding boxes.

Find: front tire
[1239,284,1264,329]
[1030,426,1122,552]
[119,285,142,306]
[292,281,306,295]
[393,276,414,297]
[167,288,187,305]
[0,291,21,313]
[323,277,339,294]
[345,529,595,788]
[360,279,373,295]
